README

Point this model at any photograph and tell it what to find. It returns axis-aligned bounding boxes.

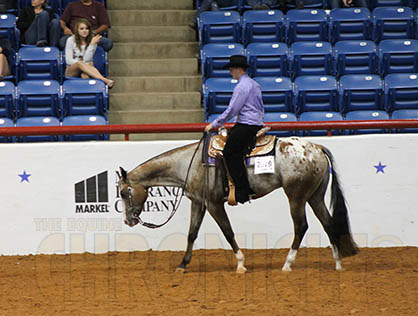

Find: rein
[133,133,207,229]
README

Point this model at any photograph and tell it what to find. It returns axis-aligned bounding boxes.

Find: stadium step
[109,26,196,43]
[110,76,202,93]
[109,58,198,77]
[108,42,199,59]
[107,0,193,10]
[108,10,194,26]
[110,92,202,111]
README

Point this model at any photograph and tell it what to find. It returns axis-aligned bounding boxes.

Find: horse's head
[118,167,148,227]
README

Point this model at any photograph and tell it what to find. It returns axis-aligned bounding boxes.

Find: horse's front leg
[176,200,206,273]
[208,202,247,274]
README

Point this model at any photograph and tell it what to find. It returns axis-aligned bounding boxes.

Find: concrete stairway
[107,0,203,141]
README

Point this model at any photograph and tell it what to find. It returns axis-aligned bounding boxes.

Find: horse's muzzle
[124,217,139,227]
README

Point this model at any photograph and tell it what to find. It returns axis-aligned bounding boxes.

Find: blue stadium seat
[285,9,328,44]
[62,79,107,117]
[384,73,418,112]
[0,117,14,143]
[16,80,61,118]
[242,0,281,10]
[203,77,239,119]
[294,75,338,114]
[62,115,109,141]
[264,112,297,137]
[246,42,289,77]
[372,6,415,42]
[254,76,293,112]
[0,81,15,119]
[345,110,389,134]
[338,75,384,114]
[328,8,372,44]
[92,45,108,78]
[18,46,61,81]
[333,40,377,77]
[299,111,343,136]
[391,109,418,133]
[19,0,62,15]
[242,10,285,46]
[369,0,409,9]
[286,0,327,10]
[198,11,241,47]
[289,41,332,78]
[16,116,60,142]
[378,39,418,76]
[201,43,244,80]
[0,14,18,49]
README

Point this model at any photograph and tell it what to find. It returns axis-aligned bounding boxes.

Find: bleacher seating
[391,109,418,132]
[62,115,108,141]
[0,13,18,49]
[329,8,372,44]
[0,81,15,119]
[246,42,289,77]
[242,10,285,46]
[15,116,60,142]
[299,111,343,136]
[338,74,384,114]
[378,39,418,76]
[198,11,241,47]
[203,77,239,119]
[384,73,418,112]
[18,46,61,81]
[286,0,326,10]
[16,80,61,118]
[289,41,332,78]
[333,40,377,77]
[345,110,389,134]
[285,9,328,44]
[372,6,415,42]
[0,117,14,143]
[369,0,410,9]
[264,112,297,137]
[254,76,293,112]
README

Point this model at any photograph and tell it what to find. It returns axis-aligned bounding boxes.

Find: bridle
[120,133,207,229]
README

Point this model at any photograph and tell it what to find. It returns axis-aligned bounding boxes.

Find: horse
[118,136,358,273]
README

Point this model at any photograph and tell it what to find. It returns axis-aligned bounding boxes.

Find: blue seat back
[294,75,338,114]
[93,45,108,78]
[285,9,328,44]
[18,46,61,81]
[62,79,107,117]
[369,0,409,9]
[0,81,15,119]
[242,10,285,46]
[242,0,281,10]
[378,39,418,76]
[0,14,18,49]
[198,11,241,47]
[203,77,239,118]
[254,76,293,112]
[17,80,61,118]
[286,0,326,10]
[384,73,418,112]
[62,115,108,141]
[372,6,415,42]
[16,116,60,142]
[338,74,383,113]
[329,8,372,44]
[246,42,289,77]
[289,41,332,78]
[299,111,343,136]
[201,43,244,80]
[264,112,297,137]
[391,109,418,133]
[345,110,389,134]
[333,40,377,77]
[0,117,14,143]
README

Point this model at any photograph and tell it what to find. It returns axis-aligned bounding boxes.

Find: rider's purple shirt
[212,74,264,128]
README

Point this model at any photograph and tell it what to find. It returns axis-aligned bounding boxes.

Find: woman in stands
[65,18,114,88]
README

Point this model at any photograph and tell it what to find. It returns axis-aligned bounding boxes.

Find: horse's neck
[130,143,200,188]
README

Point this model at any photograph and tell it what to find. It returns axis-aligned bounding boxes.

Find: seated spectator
[190,0,239,30]
[246,0,280,10]
[65,19,114,88]
[329,0,368,8]
[0,38,11,78]
[60,0,113,52]
[16,0,61,47]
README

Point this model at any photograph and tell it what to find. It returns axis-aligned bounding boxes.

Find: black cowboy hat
[224,55,249,69]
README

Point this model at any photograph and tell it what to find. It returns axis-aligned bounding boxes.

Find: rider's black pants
[223,123,262,203]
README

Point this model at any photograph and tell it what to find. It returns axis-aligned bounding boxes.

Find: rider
[205,55,264,205]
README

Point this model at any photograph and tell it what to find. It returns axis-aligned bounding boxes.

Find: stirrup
[227,179,237,206]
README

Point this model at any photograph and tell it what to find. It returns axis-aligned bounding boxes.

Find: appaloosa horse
[119,136,358,273]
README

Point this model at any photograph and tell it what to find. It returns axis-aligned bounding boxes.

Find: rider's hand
[204,123,213,133]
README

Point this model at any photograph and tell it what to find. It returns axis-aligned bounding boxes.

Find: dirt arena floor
[0,247,417,316]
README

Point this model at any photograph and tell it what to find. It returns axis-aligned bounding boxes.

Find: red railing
[1,120,418,140]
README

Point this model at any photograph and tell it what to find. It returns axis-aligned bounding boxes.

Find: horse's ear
[119,167,128,181]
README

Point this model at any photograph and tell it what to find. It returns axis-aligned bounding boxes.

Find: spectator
[0,0,16,12]
[65,18,114,88]
[190,0,239,30]
[329,0,368,8]
[59,0,113,52]
[0,38,11,78]
[245,0,280,9]
[16,0,61,47]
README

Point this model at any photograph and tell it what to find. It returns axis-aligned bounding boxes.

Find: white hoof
[236,266,247,274]
[282,266,292,272]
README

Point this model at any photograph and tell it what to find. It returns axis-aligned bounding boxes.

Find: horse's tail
[321,146,359,258]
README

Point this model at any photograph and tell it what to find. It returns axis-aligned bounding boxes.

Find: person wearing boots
[204,55,264,205]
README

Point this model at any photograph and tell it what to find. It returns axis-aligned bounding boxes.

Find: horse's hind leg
[177,200,206,272]
[282,198,308,272]
[308,175,343,271]
[208,202,247,274]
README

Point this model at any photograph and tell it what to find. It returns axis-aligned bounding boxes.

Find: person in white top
[65,18,114,88]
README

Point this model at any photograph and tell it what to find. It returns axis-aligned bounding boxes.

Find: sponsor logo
[74,171,109,213]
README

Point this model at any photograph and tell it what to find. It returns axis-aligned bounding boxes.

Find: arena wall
[0,134,417,255]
